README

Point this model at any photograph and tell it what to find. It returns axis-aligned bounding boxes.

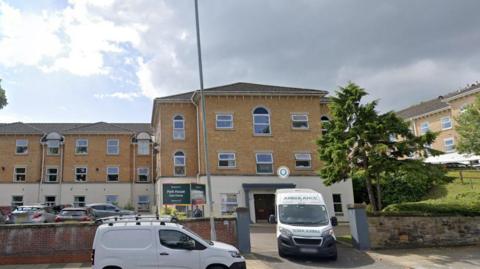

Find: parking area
[248,223,480,269]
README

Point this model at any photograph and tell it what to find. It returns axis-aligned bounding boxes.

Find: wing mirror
[330,216,338,227]
[268,214,277,224]
[180,239,196,250]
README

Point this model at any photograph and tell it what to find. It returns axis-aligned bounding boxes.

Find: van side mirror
[330,216,338,227]
[268,214,277,224]
[180,239,196,250]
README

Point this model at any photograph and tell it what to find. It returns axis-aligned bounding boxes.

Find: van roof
[276,188,317,194]
[98,221,182,229]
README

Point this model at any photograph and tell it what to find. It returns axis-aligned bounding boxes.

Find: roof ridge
[63,121,134,133]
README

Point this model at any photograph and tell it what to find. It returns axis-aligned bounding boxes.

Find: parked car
[55,208,94,223]
[86,203,135,219]
[92,221,245,269]
[7,205,57,224]
[0,210,6,224]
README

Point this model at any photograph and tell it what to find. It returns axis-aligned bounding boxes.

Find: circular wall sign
[277,166,290,179]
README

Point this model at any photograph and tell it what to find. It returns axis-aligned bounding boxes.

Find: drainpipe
[192,98,202,183]
[131,137,136,209]
[151,138,156,215]
[58,137,64,205]
[38,137,45,204]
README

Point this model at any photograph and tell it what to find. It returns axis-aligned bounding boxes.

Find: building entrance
[253,194,275,222]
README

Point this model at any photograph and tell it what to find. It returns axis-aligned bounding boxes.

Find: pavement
[1,223,479,269]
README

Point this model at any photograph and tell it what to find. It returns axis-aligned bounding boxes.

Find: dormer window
[173,115,185,140]
[45,132,62,155]
[136,132,151,155]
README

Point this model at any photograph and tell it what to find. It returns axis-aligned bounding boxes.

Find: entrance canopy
[424,152,480,164]
[242,183,296,191]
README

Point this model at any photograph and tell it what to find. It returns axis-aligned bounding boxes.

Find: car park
[92,219,246,269]
[7,205,57,224]
[86,203,135,219]
[55,207,94,223]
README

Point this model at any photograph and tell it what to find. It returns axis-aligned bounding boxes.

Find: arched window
[174,151,186,176]
[173,115,185,140]
[253,107,271,135]
[321,116,330,135]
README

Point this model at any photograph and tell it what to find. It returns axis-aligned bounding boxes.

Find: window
[75,139,88,154]
[174,151,186,176]
[253,107,271,135]
[159,230,204,250]
[47,140,60,155]
[15,139,28,154]
[321,116,330,135]
[107,139,119,155]
[295,153,312,169]
[45,196,56,207]
[218,153,236,168]
[45,167,58,182]
[138,140,150,155]
[256,153,273,174]
[441,117,452,130]
[11,196,23,207]
[75,167,87,182]
[420,122,429,134]
[137,167,149,182]
[444,138,455,153]
[107,166,119,182]
[73,196,86,207]
[13,167,26,182]
[220,193,238,216]
[173,115,185,140]
[332,194,343,216]
[137,195,150,212]
[106,195,118,205]
[291,114,309,129]
[216,113,233,129]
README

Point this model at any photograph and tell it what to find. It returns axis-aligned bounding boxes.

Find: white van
[92,220,246,269]
[270,189,338,259]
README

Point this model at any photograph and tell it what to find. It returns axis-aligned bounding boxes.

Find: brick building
[0,122,155,211]
[152,83,354,222]
[397,83,480,153]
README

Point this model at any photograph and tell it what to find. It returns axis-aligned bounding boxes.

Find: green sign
[162,183,207,205]
[163,184,191,205]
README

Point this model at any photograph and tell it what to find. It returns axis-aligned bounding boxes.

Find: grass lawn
[382,170,480,215]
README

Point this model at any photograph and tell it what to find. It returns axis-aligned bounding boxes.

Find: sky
[1,0,480,123]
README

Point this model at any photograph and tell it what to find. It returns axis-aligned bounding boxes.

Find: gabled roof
[0,122,152,135]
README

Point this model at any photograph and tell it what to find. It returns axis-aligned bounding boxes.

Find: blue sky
[1,0,480,123]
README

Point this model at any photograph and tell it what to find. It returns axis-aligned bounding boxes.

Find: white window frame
[106,166,120,182]
[255,152,274,174]
[106,139,120,155]
[73,196,86,207]
[11,195,23,207]
[321,116,330,135]
[44,196,56,207]
[45,166,59,182]
[441,117,452,130]
[420,122,429,134]
[75,166,88,182]
[137,167,150,182]
[173,115,185,140]
[137,140,150,155]
[444,138,455,153]
[173,151,186,176]
[332,193,344,216]
[252,107,271,135]
[220,193,238,216]
[75,139,88,155]
[218,152,236,168]
[15,139,28,155]
[47,140,60,155]
[13,166,27,182]
[216,113,234,129]
[291,113,309,129]
[295,153,312,169]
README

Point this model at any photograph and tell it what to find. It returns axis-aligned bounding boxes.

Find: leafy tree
[317,82,439,212]
[456,95,480,155]
[0,79,6,109]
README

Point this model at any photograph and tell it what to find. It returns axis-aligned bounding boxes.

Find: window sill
[295,167,313,171]
[106,154,120,156]
[43,181,59,184]
[106,180,120,183]
[135,181,152,184]
[255,173,274,176]
[15,153,29,156]
[441,127,453,131]
[216,128,235,131]
[217,167,238,170]
[12,181,27,183]
[253,134,272,137]
[291,128,310,131]
[75,153,88,156]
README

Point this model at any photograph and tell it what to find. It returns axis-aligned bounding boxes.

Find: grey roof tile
[0,122,152,135]
[0,122,44,134]
[397,98,449,119]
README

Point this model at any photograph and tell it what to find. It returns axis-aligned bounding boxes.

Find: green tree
[317,82,439,212]
[456,95,480,154]
[0,79,7,109]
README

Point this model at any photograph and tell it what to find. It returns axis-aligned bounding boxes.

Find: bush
[382,200,480,216]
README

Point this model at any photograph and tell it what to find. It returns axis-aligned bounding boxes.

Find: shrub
[382,200,480,216]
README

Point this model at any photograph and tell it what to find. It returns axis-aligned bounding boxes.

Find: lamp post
[194,0,216,241]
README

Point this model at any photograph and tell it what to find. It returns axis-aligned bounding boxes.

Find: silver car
[86,203,135,219]
[8,205,57,224]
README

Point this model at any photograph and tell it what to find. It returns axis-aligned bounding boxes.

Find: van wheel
[104,266,122,269]
[207,265,228,269]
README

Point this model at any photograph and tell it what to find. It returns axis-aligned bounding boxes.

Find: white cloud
[94,91,141,101]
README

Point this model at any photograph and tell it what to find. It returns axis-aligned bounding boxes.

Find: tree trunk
[376,176,382,211]
[365,176,378,212]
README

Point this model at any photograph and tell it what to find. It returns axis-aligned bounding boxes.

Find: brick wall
[368,215,480,249]
[0,218,237,265]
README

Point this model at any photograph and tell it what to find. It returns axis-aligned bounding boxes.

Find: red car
[55,208,94,222]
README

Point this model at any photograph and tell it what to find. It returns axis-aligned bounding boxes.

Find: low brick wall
[368,215,480,249]
[0,218,237,265]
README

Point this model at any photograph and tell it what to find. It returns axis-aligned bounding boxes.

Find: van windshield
[278,204,329,226]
